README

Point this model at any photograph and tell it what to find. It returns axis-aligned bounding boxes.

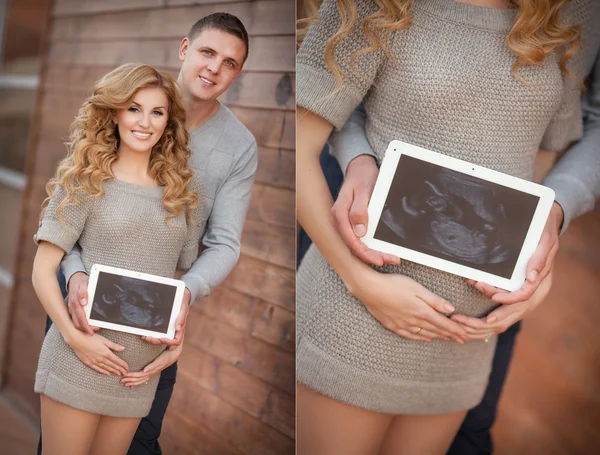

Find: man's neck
[183,96,220,132]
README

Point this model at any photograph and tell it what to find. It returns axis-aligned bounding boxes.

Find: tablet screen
[374,155,540,279]
[89,271,177,333]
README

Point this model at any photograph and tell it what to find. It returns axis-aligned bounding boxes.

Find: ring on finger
[415,327,422,334]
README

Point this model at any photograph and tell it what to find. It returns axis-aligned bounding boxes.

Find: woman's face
[114,87,170,155]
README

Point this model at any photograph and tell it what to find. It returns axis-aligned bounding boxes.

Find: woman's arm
[297,108,468,343]
[32,241,129,376]
[33,242,84,344]
[297,108,367,292]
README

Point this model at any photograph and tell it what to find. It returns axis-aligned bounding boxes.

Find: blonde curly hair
[299,0,582,87]
[44,63,198,223]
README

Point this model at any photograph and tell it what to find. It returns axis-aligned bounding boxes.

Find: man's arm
[61,243,86,283]
[328,103,375,176]
[181,141,258,304]
[326,104,400,265]
[543,47,600,233]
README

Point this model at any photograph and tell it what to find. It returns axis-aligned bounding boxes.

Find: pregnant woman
[31,63,203,455]
[296,0,591,453]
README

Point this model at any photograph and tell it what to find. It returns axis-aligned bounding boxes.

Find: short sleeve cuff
[296,63,364,130]
[33,220,79,253]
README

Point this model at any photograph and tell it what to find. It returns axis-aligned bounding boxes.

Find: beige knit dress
[34,176,203,417]
[296,0,590,414]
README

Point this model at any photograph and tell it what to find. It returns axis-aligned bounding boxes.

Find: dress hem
[35,370,154,418]
[297,336,490,415]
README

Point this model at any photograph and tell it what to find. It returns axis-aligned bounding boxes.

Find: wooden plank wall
[1,0,296,453]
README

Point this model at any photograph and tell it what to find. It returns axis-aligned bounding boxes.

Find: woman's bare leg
[297,383,393,455]
[379,411,468,455]
[40,394,100,455]
[89,415,142,455]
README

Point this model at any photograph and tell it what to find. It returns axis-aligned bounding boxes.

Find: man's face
[178,27,246,101]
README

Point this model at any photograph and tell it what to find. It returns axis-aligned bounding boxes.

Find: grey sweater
[34,176,203,417]
[329,2,600,233]
[62,102,258,303]
[296,0,592,414]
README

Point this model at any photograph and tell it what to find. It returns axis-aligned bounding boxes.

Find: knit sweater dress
[33,175,203,418]
[296,0,590,414]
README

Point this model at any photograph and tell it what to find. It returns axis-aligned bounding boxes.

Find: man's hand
[142,288,191,346]
[453,270,553,341]
[67,271,99,336]
[331,155,401,266]
[468,202,564,304]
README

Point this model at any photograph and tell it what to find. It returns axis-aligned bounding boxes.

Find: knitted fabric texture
[34,174,203,417]
[296,0,591,413]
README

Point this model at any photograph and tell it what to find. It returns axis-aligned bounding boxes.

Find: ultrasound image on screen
[374,155,540,278]
[90,272,176,333]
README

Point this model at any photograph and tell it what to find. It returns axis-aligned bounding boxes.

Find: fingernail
[81,298,87,305]
[487,317,497,324]
[444,303,455,313]
[528,270,538,282]
[354,224,366,236]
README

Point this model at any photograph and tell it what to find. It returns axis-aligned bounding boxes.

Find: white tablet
[85,264,186,339]
[362,140,555,291]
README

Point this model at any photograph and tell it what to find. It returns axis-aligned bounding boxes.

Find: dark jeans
[38,269,176,455]
[297,148,521,455]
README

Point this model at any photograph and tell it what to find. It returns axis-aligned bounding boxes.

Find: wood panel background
[492,155,600,454]
[0,0,295,454]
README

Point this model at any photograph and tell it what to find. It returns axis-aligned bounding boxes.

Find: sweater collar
[414,0,518,32]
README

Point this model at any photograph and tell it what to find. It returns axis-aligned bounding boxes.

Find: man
[299,10,600,454]
[39,13,257,455]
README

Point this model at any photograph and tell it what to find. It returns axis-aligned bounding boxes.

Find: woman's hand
[120,343,183,389]
[352,269,469,343]
[67,331,129,376]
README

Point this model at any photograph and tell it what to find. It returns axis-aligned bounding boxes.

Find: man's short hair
[188,13,249,63]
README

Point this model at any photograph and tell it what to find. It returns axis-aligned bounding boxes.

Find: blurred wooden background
[0,0,295,454]
[492,154,600,455]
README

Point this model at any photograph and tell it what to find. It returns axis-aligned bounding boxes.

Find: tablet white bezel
[85,264,185,339]
[362,140,555,291]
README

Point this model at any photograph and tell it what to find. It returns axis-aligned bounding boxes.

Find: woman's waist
[44,325,166,372]
[374,261,499,318]
[302,246,499,319]
[96,329,166,371]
